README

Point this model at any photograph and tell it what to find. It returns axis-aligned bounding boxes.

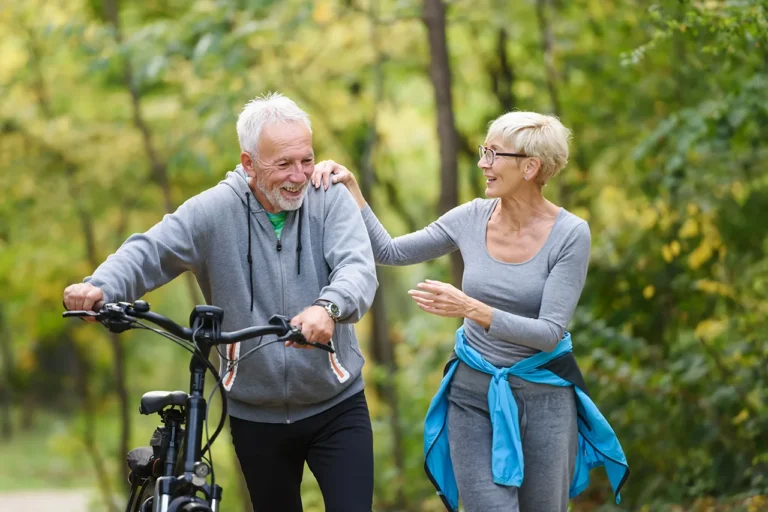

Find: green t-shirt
[265,211,288,239]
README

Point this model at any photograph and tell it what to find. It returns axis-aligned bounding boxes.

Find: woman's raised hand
[312,160,356,190]
[408,279,494,328]
[312,160,366,209]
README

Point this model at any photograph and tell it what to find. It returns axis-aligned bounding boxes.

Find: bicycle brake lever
[301,340,335,353]
[268,315,292,330]
[279,326,335,354]
[62,300,99,321]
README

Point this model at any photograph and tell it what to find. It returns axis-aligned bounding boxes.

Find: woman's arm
[313,160,470,266]
[361,205,469,266]
[410,222,591,352]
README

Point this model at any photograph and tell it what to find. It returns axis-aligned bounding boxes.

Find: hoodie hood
[221,165,259,208]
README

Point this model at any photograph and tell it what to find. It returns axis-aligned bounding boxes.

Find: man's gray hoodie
[85,167,378,423]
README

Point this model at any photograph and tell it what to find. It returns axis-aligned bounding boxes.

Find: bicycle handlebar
[62,299,336,507]
[62,301,334,353]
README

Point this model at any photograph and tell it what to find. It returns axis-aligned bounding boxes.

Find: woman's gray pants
[447,361,578,512]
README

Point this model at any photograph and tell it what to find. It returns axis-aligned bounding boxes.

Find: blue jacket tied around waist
[423,328,629,511]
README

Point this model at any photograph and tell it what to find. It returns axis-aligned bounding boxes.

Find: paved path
[0,489,93,511]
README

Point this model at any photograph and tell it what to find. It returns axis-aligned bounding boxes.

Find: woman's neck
[495,189,559,231]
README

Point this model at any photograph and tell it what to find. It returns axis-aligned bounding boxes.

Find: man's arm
[318,186,378,324]
[82,197,210,304]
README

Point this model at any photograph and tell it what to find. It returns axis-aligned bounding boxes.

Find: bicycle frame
[151,306,225,512]
[63,301,327,512]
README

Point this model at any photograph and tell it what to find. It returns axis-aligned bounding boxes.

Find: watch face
[328,303,340,318]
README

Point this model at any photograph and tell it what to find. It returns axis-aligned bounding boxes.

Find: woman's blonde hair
[486,111,572,185]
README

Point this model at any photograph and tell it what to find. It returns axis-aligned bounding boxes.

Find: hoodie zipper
[276,229,290,424]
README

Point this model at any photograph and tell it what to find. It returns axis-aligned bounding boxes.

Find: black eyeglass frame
[478,145,528,165]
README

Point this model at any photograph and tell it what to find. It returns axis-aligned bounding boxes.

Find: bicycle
[63,299,334,512]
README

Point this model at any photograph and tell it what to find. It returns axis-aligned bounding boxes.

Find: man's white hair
[236,92,312,158]
[487,111,571,185]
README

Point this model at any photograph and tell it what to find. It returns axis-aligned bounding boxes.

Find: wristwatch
[313,299,341,321]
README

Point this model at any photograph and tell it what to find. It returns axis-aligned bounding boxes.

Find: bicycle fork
[152,476,222,512]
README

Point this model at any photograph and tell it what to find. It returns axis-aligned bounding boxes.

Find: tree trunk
[491,28,516,113]
[0,305,14,439]
[423,0,463,287]
[462,26,519,200]
[104,0,204,307]
[360,3,406,507]
[67,337,118,512]
[535,0,571,204]
[536,0,561,118]
[76,183,132,483]
[62,169,133,484]
[110,334,130,468]
[103,0,204,473]
[22,18,133,489]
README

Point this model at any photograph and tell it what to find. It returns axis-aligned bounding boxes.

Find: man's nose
[290,166,308,181]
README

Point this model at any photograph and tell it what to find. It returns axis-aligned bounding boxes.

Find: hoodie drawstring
[297,205,302,275]
[246,193,254,312]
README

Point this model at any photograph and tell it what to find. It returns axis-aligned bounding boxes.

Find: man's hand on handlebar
[63,283,105,322]
[62,301,336,353]
[288,306,334,350]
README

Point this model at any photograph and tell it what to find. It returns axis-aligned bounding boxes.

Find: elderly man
[63,93,378,512]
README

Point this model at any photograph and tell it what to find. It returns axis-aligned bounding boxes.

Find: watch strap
[312,299,340,320]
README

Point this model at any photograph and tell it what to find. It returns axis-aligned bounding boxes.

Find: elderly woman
[312,112,628,512]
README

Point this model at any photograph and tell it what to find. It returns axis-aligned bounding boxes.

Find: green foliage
[1,0,766,510]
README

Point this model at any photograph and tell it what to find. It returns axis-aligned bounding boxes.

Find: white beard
[256,176,307,211]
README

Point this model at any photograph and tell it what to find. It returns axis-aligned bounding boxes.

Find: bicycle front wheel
[133,477,155,512]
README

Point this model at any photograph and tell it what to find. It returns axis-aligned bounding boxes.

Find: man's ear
[240,152,255,178]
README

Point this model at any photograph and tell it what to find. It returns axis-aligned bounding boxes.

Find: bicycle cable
[131,322,199,355]
[203,337,286,488]
[134,320,228,459]
[111,314,296,497]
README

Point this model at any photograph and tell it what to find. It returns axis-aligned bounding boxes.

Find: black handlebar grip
[62,310,100,318]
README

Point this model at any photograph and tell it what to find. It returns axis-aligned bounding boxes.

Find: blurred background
[1,0,767,511]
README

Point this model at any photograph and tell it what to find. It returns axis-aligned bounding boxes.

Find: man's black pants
[230,391,373,512]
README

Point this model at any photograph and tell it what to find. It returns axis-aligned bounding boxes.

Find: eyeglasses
[478,145,528,166]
